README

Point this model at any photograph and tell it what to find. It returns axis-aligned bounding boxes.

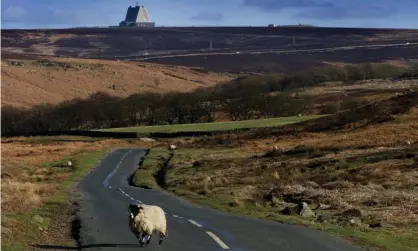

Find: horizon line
[1,25,417,31]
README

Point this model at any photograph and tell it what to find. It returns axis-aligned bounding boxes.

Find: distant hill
[2,27,417,73]
[1,56,234,108]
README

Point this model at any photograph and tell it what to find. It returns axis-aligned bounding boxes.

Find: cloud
[2,5,27,21]
[242,0,333,11]
[2,7,108,27]
[242,0,394,20]
[297,5,394,19]
[190,12,224,21]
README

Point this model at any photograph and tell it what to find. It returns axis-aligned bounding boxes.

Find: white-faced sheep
[128,203,168,246]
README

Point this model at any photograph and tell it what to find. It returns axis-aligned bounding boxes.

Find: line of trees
[2,91,311,134]
[1,63,411,135]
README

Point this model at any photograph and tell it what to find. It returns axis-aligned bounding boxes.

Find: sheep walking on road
[128,203,168,246]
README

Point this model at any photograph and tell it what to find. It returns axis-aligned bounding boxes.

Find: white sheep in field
[128,203,168,246]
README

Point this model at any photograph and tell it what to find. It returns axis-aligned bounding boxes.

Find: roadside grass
[1,135,104,144]
[1,149,110,250]
[99,115,323,134]
[131,148,172,189]
[0,137,149,250]
[161,104,418,251]
[169,187,418,251]
[165,147,418,251]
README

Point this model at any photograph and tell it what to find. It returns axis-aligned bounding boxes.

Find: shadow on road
[32,243,146,250]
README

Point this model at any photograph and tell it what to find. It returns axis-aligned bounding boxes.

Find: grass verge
[162,144,418,251]
[130,148,172,189]
[99,115,322,134]
[169,187,418,251]
[1,148,111,250]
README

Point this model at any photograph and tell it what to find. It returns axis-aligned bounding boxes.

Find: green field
[99,115,323,134]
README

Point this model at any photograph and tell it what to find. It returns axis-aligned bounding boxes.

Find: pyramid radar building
[119,3,155,27]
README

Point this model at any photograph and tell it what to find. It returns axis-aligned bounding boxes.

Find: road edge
[72,148,118,248]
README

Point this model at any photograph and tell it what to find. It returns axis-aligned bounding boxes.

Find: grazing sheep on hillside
[128,203,168,246]
[169,144,177,150]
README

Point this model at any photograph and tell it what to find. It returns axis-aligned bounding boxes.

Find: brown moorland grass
[164,106,418,251]
[1,56,234,108]
[2,139,104,213]
[0,136,160,249]
[1,86,416,250]
[187,91,417,148]
[0,137,160,214]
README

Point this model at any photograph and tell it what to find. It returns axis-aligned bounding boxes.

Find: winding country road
[75,148,364,251]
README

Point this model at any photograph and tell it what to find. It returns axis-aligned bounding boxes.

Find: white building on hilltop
[119,3,155,27]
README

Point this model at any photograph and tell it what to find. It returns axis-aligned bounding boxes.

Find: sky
[1,0,418,29]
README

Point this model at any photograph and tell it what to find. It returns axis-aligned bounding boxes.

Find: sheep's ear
[138,206,144,212]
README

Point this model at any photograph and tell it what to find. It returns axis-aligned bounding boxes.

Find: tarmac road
[111,41,417,61]
[76,148,364,251]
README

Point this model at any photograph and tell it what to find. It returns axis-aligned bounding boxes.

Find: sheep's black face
[129,204,140,219]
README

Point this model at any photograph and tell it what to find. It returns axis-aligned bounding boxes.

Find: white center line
[206,231,230,249]
[188,219,203,227]
[118,188,142,203]
[103,150,132,188]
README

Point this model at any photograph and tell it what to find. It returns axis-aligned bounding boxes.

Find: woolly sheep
[128,203,168,246]
[169,144,177,150]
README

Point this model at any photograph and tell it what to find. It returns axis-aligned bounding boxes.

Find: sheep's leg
[141,234,149,245]
[146,234,152,244]
[159,232,164,245]
[138,233,145,246]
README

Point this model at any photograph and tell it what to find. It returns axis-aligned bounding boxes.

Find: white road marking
[119,188,142,203]
[103,150,132,188]
[188,219,203,227]
[100,150,232,249]
[206,231,230,249]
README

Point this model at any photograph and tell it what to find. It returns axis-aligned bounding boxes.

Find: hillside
[2,64,417,251]
[2,27,417,57]
[1,56,234,108]
[2,27,418,73]
[161,95,418,251]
